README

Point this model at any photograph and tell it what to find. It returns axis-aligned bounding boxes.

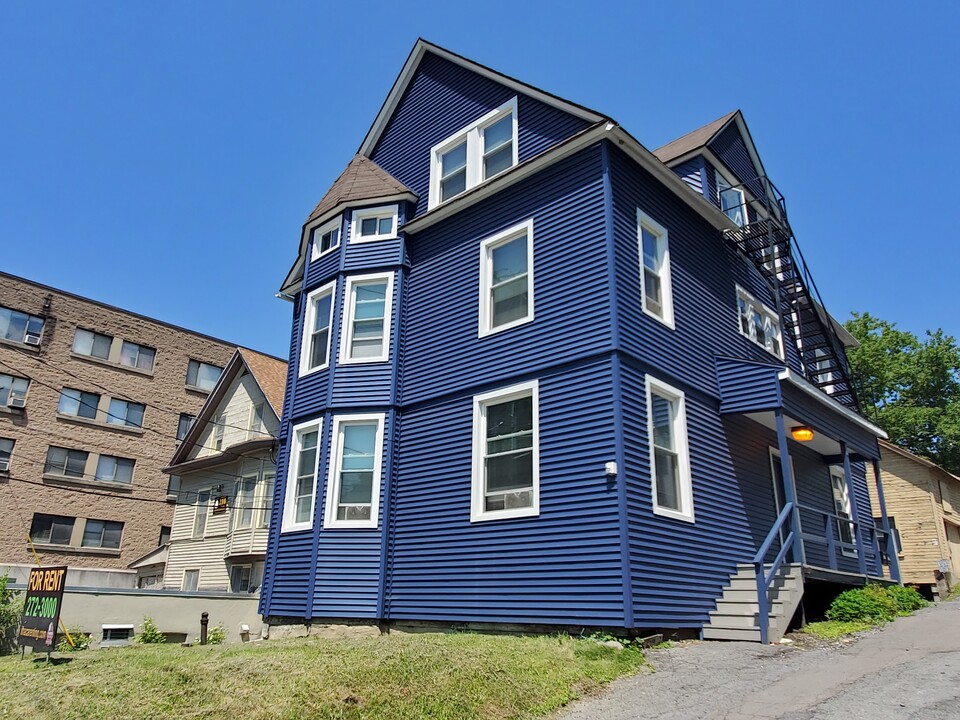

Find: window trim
[470,380,540,523]
[339,272,394,365]
[299,280,337,377]
[478,219,535,337]
[735,285,784,360]
[716,170,747,227]
[310,216,342,260]
[281,418,322,533]
[0,305,45,346]
[637,209,675,329]
[350,205,398,243]
[428,98,519,209]
[0,373,29,409]
[186,359,223,393]
[181,568,201,592]
[829,465,858,558]
[646,375,694,523]
[323,413,385,530]
[192,490,211,538]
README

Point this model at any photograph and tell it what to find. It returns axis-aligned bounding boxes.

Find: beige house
[162,349,285,593]
[868,439,960,598]
[0,272,236,587]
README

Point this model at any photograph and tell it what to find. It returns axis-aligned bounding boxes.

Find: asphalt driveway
[560,599,960,719]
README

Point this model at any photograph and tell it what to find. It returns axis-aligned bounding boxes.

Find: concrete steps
[702,563,804,643]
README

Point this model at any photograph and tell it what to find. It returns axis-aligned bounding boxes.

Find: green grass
[0,632,645,720]
[802,620,875,639]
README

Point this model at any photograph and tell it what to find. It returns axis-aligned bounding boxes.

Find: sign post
[18,567,67,655]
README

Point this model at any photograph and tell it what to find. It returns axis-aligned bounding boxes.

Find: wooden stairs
[702,563,804,642]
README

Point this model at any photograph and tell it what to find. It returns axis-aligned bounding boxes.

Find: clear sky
[2,2,957,358]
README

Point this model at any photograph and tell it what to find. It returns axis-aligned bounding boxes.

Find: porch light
[791,426,814,442]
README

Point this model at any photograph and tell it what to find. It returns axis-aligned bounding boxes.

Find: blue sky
[2,2,957,357]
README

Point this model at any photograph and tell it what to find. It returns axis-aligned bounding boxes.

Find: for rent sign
[18,567,67,652]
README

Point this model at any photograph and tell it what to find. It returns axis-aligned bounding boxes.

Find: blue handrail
[753,501,795,644]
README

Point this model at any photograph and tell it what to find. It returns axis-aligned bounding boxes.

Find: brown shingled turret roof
[237,347,287,418]
[653,110,738,164]
[306,154,417,224]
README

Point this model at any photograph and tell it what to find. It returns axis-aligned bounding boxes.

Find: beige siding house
[162,349,286,593]
[868,439,960,598]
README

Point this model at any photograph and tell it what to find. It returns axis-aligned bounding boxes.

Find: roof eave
[778,368,888,440]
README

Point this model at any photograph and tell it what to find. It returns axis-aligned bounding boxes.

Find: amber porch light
[791,426,814,442]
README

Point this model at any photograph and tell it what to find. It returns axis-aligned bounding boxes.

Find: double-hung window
[351,205,398,243]
[107,398,145,428]
[638,210,674,327]
[58,388,100,420]
[235,473,257,530]
[429,98,518,208]
[0,373,29,408]
[471,381,539,522]
[310,217,341,259]
[282,420,321,532]
[646,375,694,522]
[736,286,783,359]
[324,414,384,529]
[44,447,88,479]
[829,466,857,555]
[479,220,534,336]
[717,172,747,226]
[300,281,335,375]
[72,329,112,359]
[186,359,223,392]
[212,414,225,452]
[341,273,393,364]
[193,491,210,538]
[95,455,135,485]
[0,305,44,345]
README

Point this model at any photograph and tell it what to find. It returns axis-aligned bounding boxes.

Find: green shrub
[134,616,166,644]
[826,584,897,623]
[0,573,23,655]
[56,628,91,652]
[206,625,226,645]
[886,585,928,614]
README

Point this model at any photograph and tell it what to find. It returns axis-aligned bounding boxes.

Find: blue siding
[386,359,624,625]
[401,145,610,405]
[715,357,781,414]
[709,123,764,202]
[370,52,593,218]
[669,156,705,196]
[781,385,880,460]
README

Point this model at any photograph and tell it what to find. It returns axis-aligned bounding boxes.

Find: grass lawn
[0,632,645,720]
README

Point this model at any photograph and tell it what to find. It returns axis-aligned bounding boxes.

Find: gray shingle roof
[306,154,417,224]
[653,110,738,164]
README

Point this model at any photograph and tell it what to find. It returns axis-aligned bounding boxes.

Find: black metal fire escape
[721,178,860,412]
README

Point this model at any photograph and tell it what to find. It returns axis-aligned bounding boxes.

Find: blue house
[261,40,901,643]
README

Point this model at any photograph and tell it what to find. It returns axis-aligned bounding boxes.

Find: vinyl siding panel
[370,52,593,218]
[386,359,624,625]
[781,385,879,460]
[402,145,609,405]
[709,123,765,201]
[669,156,705,196]
[715,357,782,413]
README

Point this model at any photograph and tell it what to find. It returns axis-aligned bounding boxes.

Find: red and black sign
[18,567,67,652]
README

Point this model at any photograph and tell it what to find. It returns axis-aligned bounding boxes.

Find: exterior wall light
[791,426,814,442]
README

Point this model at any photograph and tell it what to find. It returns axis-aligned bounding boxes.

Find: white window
[310,216,341,259]
[830,466,857,556]
[0,437,13,471]
[186,359,223,392]
[212,414,225,451]
[193,491,210,537]
[57,388,100,420]
[341,273,394,364]
[119,340,156,372]
[282,420,321,532]
[0,305,44,345]
[95,455,135,485]
[646,375,694,522]
[107,398,145,428]
[0,373,29,408]
[479,220,534,336]
[637,210,674,328]
[234,470,257,530]
[248,402,265,438]
[299,281,336,376]
[181,569,200,592]
[259,470,275,529]
[471,381,539,523]
[736,286,783,359]
[72,328,112,359]
[324,414,384,529]
[717,172,747,226]
[350,205,398,243]
[429,98,518,208]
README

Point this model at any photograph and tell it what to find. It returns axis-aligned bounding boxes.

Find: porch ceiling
[744,411,842,457]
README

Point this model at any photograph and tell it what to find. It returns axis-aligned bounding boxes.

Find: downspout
[775,409,805,565]
[602,140,634,629]
[841,442,868,576]
[872,459,901,583]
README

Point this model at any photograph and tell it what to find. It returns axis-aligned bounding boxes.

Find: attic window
[716,172,746,226]
[351,205,398,243]
[311,217,341,260]
[429,98,518,209]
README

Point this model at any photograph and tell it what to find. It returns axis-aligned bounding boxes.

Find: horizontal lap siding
[622,362,776,627]
[402,146,609,405]
[781,385,879,459]
[343,237,403,273]
[669,156,705,196]
[370,52,593,218]
[609,146,785,399]
[710,124,764,201]
[306,245,341,289]
[715,358,782,414]
[386,360,624,625]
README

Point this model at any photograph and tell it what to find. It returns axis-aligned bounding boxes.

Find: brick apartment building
[0,272,238,587]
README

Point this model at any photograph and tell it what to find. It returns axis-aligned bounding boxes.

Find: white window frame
[637,209,675,329]
[350,205,398,243]
[310,216,342,260]
[181,569,200,592]
[716,170,747,227]
[0,373,29,408]
[736,285,784,359]
[323,413,385,530]
[281,418,322,533]
[299,280,336,377]
[478,219,535,337]
[428,98,519,209]
[192,490,210,538]
[470,380,540,523]
[340,272,394,365]
[646,375,694,523]
[829,466,858,557]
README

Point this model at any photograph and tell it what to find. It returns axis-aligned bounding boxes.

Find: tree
[845,312,960,473]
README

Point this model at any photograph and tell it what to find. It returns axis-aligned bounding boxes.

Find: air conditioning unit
[0,460,9,473]
[8,396,26,409]
[23,334,41,346]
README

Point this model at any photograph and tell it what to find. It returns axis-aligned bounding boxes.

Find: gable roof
[358,39,607,158]
[880,439,960,482]
[305,155,417,225]
[166,348,287,469]
[653,110,737,164]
